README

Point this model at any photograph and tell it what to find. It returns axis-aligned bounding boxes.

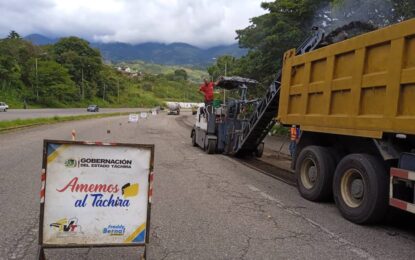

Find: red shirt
[199,82,214,101]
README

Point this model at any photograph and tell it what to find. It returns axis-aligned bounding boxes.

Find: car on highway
[87,104,99,112]
[166,102,180,115]
[0,102,8,112]
[191,105,198,115]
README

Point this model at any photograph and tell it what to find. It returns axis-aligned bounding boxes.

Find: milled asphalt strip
[246,184,375,260]
[175,115,296,185]
[234,157,296,186]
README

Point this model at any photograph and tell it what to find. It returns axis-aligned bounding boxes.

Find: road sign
[128,114,139,123]
[38,140,154,258]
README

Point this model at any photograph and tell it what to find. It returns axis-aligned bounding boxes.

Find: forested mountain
[24,34,58,45]
[1,32,203,108]
[94,42,246,65]
[24,34,246,65]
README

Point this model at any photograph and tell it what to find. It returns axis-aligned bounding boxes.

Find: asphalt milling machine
[191,76,264,155]
[191,28,324,157]
[191,21,376,158]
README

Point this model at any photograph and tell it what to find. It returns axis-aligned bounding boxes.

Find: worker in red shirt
[199,78,215,106]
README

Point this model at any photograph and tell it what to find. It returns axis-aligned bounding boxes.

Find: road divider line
[247,184,260,192]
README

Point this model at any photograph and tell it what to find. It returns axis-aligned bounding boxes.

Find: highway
[0,108,149,121]
[0,112,415,259]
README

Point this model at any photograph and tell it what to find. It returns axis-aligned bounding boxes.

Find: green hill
[114,61,209,83]
[0,33,205,109]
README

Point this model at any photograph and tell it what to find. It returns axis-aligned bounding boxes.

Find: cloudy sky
[0,0,267,47]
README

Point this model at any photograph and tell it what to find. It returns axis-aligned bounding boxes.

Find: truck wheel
[333,154,388,224]
[207,139,216,154]
[191,131,197,147]
[295,146,335,201]
[177,110,180,115]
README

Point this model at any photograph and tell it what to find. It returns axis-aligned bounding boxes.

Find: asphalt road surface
[1,112,415,259]
[0,108,149,121]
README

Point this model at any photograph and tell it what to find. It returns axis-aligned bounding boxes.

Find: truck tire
[254,143,264,158]
[295,146,335,202]
[207,139,216,154]
[191,131,197,147]
[333,154,388,224]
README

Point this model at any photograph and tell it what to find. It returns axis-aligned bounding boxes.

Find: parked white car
[0,102,8,112]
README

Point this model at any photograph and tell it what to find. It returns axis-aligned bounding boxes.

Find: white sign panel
[128,114,139,123]
[41,141,153,246]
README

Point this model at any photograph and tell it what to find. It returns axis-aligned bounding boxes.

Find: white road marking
[247,184,375,260]
[247,184,260,192]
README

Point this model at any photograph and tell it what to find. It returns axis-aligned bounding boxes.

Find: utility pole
[35,58,39,100]
[81,68,84,100]
[212,57,217,81]
[224,61,227,104]
[225,62,227,77]
[34,52,47,101]
[117,79,120,103]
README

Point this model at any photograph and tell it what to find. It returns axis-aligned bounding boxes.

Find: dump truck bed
[278,18,415,138]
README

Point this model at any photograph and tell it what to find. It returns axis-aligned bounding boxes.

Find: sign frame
[38,140,154,258]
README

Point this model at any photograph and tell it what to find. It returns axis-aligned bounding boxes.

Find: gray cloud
[0,0,266,47]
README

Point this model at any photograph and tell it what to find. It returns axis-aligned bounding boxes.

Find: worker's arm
[199,84,204,92]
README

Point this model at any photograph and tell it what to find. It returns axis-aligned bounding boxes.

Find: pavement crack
[7,217,38,259]
[240,236,252,260]
[160,250,185,260]
[247,185,375,259]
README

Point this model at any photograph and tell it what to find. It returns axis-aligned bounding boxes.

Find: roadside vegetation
[115,60,208,84]
[0,112,134,132]
[0,34,204,109]
[208,0,415,96]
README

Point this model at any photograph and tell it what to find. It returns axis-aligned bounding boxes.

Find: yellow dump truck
[278,18,415,224]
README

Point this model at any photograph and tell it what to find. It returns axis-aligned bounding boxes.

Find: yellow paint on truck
[278,18,415,138]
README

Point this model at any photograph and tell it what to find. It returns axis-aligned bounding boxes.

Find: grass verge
[0,112,135,132]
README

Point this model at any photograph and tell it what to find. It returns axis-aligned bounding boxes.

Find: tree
[217,0,415,94]
[53,37,103,99]
[0,36,37,93]
[174,69,188,81]
[28,60,77,104]
[7,31,21,40]
[234,0,331,87]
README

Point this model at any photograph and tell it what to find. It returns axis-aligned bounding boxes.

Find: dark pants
[289,141,297,158]
[205,100,213,114]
